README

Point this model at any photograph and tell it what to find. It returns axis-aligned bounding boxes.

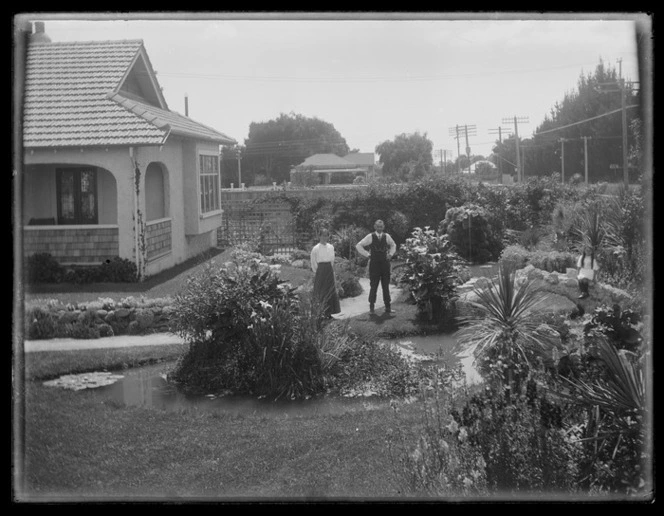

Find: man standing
[355,220,397,314]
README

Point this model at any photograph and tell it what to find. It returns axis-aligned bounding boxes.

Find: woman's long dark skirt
[313,262,341,316]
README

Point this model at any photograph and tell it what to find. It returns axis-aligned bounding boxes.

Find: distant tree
[234,112,350,184]
[526,59,640,182]
[375,132,433,181]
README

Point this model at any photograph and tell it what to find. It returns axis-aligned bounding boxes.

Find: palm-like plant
[559,337,644,417]
[456,261,559,391]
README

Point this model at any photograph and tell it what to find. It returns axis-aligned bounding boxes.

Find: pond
[94,333,480,418]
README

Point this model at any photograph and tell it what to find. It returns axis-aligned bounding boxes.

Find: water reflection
[100,333,481,417]
[101,363,392,418]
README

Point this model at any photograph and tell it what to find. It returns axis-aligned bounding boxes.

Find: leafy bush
[388,373,489,496]
[450,385,582,493]
[399,227,466,323]
[385,211,411,244]
[333,257,364,299]
[439,203,503,263]
[328,338,425,398]
[25,306,57,340]
[25,254,138,284]
[97,257,138,282]
[25,253,63,283]
[329,225,368,260]
[584,304,643,352]
[253,173,270,186]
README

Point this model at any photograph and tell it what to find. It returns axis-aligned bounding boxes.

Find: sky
[20,12,647,161]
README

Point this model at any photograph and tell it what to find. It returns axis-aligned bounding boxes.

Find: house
[21,22,236,279]
[342,152,377,180]
[468,160,498,175]
[289,152,374,184]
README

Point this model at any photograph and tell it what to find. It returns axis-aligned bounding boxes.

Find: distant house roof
[343,152,375,167]
[294,153,353,169]
[23,38,235,148]
[468,160,497,173]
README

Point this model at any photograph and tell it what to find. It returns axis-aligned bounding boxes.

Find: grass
[23,344,188,381]
[16,347,424,501]
[23,249,314,305]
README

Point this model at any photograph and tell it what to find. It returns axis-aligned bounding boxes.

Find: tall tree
[492,59,641,182]
[225,112,351,185]
[375,132,434,181]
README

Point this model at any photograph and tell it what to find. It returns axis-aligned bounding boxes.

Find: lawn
[23,248,315,305]
[16,347,425,501]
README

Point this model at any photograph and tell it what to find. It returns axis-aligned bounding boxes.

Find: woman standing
[577,245,600,299]
[310,228,341,318]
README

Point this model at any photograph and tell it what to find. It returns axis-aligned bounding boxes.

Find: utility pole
[463,125,477,175]
[451,124,476,175]
[582,136,591,184]
[559,138,566,183]
[619,59,628,187]
[449,125,462,174]
[236,147,242,187]
[489,125,512,184]
[596,61,639,188]
[502,116,529,182]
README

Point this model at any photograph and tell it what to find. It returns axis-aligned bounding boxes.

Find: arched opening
[145,162,169,221]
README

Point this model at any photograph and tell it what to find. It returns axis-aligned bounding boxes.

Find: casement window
[199,153,220,214]
[56,168,98,224]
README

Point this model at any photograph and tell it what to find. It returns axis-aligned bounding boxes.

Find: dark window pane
[59,170,76,220]
[80,170,96,221]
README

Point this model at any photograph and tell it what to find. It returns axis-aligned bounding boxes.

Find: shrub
[450,385,582,493]
[399,227,466,323]
[328,338,425,398]
[170,256,315,397]
[97,257,138,282]
[439,203,503,263]
[25,253,63,283]
[25,306,57,340]
[388,373,489,497]
[253,173,270,186]
[329,225,368,260]
[385,211,411,245]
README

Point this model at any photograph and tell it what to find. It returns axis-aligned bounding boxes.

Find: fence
[217,200,316,254]
[217,186,362,254]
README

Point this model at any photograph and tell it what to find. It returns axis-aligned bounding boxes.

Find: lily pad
[43,372,125,391]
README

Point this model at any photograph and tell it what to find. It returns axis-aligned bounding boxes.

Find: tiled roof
[343,152,375,166]
[294,153,353,168]
[23,39,235,148]
[108,93,236,144]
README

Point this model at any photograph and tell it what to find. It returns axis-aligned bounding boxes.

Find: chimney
[30,21,51,43]
[184,93,189,117]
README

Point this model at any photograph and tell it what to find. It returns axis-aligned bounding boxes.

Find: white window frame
[198,152,221,215]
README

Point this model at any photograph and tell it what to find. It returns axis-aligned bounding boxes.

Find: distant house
[289,152,375,184]
[342,152,378,180]
[21,22,236,279]
[468,160,498,175]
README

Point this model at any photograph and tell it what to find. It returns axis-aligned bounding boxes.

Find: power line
[534,105,639,136]
[155,61,637,83]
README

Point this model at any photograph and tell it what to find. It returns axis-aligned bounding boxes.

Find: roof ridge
[29,39,144,46]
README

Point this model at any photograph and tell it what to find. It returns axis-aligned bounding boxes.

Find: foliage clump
[398,227,467,324]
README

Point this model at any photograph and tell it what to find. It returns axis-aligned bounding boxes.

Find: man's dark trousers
[369,258,391,309]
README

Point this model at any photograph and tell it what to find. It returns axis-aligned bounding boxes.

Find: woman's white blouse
[310,243,335,273]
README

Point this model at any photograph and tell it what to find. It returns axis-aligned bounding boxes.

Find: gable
[117,48,167,109]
